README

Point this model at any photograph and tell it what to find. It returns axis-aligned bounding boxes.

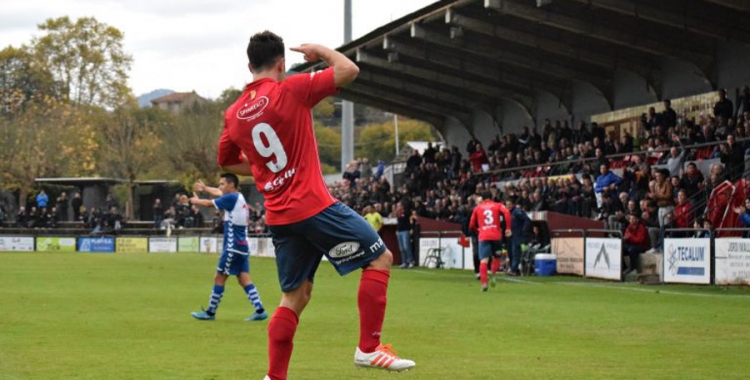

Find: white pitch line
[405,270,750,298]
[556,281,750,298]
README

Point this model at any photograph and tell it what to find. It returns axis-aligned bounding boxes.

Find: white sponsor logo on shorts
[329,242,360,258]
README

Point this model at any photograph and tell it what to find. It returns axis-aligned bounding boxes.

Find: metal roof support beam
[356,70,498,116]
[342,82,474,126]
[382,36,557,98]
[355,49,534,108]
[445,10,614,109]
[338,88,446,130]
[411,23,612,89]
[699,0,750,12]
[444,9,651,79]
[484,0,714,83]
[564,0,750,42]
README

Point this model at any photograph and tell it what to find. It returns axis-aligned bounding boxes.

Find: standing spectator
[358,158,372,178]
[395,202,415,268]
[56,192,69,221]
[666,140,686,177]
[661,99,677,129]
[374,160,386,179]
[652,169,675,228]
[104,193,118,211]
[153,199,164,229]
[623,213,649,275]
[422,142,437,164]
[36,190,48,209]
[736,86,750,117]
[71,192,83,222]
[714,89,734,121]
[507,197,531,276]
[342,160,361,189]
[362,204,382,235]
[720,134,746,182]
[406,150,422,174]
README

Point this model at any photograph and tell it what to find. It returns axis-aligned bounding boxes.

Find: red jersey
[218,68,338,225]
[469,200,511,241]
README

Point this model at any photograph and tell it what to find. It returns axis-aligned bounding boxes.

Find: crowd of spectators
[331,89,750,255]
[7,191,125,234]
[152,193,268,234]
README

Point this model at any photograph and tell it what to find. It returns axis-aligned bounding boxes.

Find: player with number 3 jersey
[469,191,512,291]
[217,31,415,380]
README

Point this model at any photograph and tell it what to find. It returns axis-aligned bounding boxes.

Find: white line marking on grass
[556,281,750,298]
[498,276,542,285]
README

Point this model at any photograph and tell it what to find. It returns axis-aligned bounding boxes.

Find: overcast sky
[1,0,436,99]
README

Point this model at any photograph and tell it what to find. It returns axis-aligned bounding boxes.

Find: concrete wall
[613,70,658,110]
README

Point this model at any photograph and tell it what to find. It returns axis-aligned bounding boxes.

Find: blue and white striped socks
[206,285,225,315]
[244,284,264,313]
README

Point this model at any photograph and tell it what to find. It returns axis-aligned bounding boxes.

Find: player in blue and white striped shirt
[188,173,266,321]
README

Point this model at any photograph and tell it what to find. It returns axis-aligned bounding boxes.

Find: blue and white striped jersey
[212,192,249,255]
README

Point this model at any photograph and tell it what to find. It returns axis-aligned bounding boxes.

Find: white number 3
[252,123,288,173]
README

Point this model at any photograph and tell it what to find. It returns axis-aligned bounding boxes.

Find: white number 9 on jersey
[252,123,288,173]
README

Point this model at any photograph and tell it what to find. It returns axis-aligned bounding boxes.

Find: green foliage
[315,121,341,173]
[355,117,435,162]
[0,45,59,117]
[32,16,133,108]
[158,103,224,186]
[1,252,750,380]
[0,95,95,205]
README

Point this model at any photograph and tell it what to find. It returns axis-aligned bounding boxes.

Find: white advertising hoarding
[714,238,750,285]
[585,238,622,280]
[663,238,711,284]
[0,236,34,251]
[418,237,468,269]
[149,237,178,253]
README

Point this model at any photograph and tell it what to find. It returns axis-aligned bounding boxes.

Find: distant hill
[137,89,174,108]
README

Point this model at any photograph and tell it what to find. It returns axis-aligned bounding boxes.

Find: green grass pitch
[1,251,749,380]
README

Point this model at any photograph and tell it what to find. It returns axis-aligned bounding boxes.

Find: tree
[32,16,133,108]
[356,118,435,163]
[159,103,224,186]
[0,95,95,206]
[0,45,59,118]
[95,106,164,219]
[314,121,341,174]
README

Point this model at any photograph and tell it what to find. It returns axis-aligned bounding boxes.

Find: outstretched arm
[290,44,359,87]
[189,192,215,208]
[193,180,222,198]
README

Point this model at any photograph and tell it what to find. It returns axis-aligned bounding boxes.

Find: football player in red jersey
[217,31,415,380]
[469,191,512,291]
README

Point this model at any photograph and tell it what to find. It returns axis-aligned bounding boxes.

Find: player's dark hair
[220,172,240,188]
[480,191,492,200]
[247,31,284,72]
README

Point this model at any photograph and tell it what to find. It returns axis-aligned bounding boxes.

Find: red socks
[491,258,501,274]
[358,268,390,353]
[267,307,299,380]
[479,262,488,286]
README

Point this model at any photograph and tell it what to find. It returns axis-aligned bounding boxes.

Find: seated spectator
[623,213,649,275]
[594,162,622,211]
[16,206,28,228]
[733,197,750,238]
[679,162,704,198]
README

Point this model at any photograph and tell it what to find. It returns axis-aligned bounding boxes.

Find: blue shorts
[268,202,387,292]
[216,249,250,276]
[478,240,505,260]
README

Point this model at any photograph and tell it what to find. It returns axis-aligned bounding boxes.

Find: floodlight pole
[341,0,354,172]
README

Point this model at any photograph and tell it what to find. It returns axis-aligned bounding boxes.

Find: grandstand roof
[294,0,750,134]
